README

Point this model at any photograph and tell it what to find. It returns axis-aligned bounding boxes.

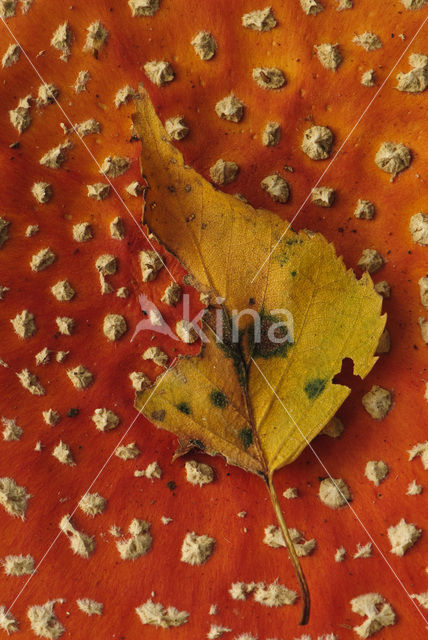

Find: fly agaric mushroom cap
[0,1,427,638]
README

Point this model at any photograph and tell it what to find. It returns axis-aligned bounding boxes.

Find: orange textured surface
[0,1,427,639]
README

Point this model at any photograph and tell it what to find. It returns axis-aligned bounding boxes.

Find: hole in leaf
[332,357,358,387]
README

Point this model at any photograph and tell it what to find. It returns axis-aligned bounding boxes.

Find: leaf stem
[266,473,310,625]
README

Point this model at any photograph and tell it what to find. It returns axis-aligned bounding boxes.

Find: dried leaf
[133,91,385,624]
[134,92,384,475]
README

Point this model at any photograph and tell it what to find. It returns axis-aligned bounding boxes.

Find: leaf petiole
[266,473,310,625]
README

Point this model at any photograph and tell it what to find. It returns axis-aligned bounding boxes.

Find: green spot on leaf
[177,402,192,415]
[190,439,206,450]
[291,270,297,277]
[215,310,247,388]
[304,378,327,399]
[277,252,288,265]
[239,428,253,449]
[210,389,228,409]
[285,237,302,246]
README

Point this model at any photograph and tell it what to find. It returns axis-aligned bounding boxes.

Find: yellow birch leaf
[133,91,384,474]
[132,91,385,624]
